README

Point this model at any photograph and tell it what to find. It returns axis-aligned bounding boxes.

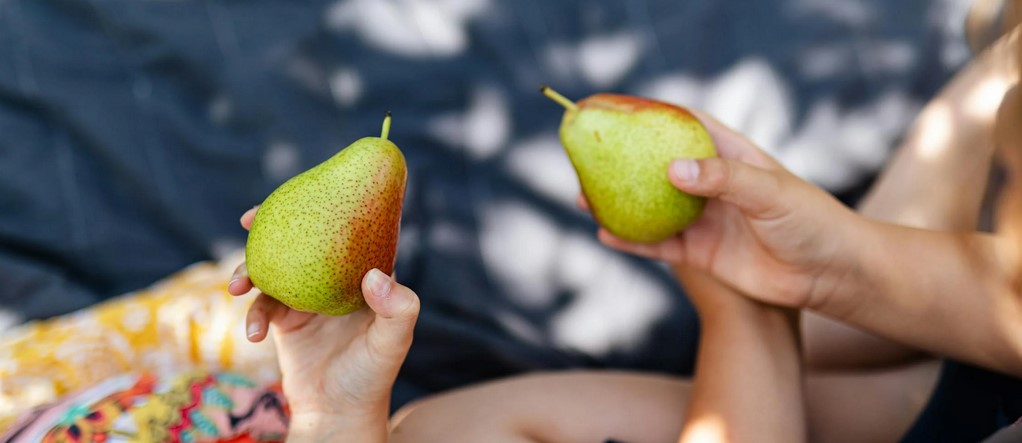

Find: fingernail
[228,278,240,293]
[672,159,700,183]
[246,322,261,339]
[367,268,392,297]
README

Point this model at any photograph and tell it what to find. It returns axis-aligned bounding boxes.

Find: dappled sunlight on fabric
[543,42,577,83]
[208,94,233,125]
[635,73,706,106]
[210,238,244,261]
[428,220,475,255]
[465,85,511,159]
[542,31,643,89]
[703,58,794,154]
[934,0,975,68]
[798,44,853,80]
[781,92,917,189]
[800,39,918,79]
[330,68,364,107]
[860,40,918,75]
[781,102,867,190]
[578,32,644,88]
[505,133,580,208]
[554,232,616,291]
[427,111,463,149]
[836,91,916,169]
[786,0,875,26]
[0,310,21,336]
[494,310,546,346]
[263,140,302,182]
[396,225,421,271]
[427,85,511,159]
[480,201,561,308]
[326,0,491,58]
[425,84,508,158]
[285,55,330,95]
[552,256,670,356]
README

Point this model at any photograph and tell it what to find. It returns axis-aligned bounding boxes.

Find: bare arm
[813,222,1022,375]
[804,19,1021,372]
[676,269,806,443]
[821,14,1022,376]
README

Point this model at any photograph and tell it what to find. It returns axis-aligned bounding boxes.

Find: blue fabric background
[0,0,974,408]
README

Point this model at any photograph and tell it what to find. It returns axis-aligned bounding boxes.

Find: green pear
[245,114,407,316]
[543,87,717,243]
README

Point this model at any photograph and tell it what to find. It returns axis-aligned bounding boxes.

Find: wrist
[806,213,879,318]
[700,300,797,331]
[801,207,874,315]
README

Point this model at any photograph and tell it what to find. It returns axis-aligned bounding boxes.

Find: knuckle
[703,159,733,196]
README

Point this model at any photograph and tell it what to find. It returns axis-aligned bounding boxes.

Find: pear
[543,87,717,243]
[245,114,407,316]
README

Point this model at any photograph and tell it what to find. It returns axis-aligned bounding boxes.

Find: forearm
[817,220,1022,375]
[680,303,805,443]
[802,24,1022,373]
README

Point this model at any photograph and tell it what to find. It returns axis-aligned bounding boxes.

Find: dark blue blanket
[0,0,970,408]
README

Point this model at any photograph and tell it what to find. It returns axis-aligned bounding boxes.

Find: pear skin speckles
[246,137,407,316]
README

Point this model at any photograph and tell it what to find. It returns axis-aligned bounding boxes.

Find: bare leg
[994,89,1022,277]
[390,371,690,443]
[804,25,1021,371]
[390,364,939,443]
[994,5,1022,249]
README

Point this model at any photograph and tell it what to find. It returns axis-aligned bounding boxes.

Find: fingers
[576,194,590,211]
[245,293,280,342]
[668,157,788,220]
[228,262,253,295]
[362,269,420,359]
[245,293,316,342]
[232,206,258,295]
[597,229,686,263]
[241,206,259,231]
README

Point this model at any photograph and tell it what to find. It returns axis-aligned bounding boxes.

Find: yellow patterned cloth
[0,251,280,433]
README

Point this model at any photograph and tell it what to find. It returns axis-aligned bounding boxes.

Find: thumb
[361,268,420,358]
[669,157,788,219]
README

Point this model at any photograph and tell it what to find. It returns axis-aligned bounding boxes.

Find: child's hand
[586,111,863,310]
[228,207,419,441]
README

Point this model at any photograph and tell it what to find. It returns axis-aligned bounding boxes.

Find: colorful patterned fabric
[0,371,288,442]
[0,252,280,434]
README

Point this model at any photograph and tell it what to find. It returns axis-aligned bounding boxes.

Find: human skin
[601,99,1022,380]
[803,20,1021,372]
[228,22,1022,443]
[672,269,805,443]
[601,131,1022,379]
[229,208,420,443]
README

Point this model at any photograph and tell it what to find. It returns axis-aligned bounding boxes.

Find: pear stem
[381,111,392,141]
[541,86,578,111]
